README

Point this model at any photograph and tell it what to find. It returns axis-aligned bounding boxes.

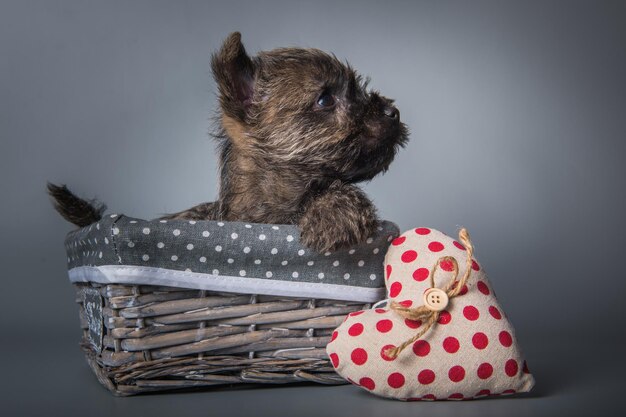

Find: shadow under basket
[67,214,398,395]
[76,283,371,396]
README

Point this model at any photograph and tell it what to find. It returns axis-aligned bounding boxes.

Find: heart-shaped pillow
[326,227,534,400]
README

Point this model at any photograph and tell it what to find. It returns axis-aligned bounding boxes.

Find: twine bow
[384,228,475,359]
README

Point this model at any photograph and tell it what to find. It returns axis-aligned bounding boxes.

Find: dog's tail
[47,182,106,227]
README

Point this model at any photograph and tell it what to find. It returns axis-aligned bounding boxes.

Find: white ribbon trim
[68,265,385,303]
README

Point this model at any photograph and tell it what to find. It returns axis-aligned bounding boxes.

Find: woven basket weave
[67,215,397,395]
[75,283,371,395]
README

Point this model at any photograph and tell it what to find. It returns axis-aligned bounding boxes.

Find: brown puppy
[49,32,408,252]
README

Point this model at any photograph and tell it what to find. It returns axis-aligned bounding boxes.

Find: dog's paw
[298,183,378,253]
[299,215,377,253]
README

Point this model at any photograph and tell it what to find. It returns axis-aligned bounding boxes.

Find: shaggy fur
[49,32,408,252]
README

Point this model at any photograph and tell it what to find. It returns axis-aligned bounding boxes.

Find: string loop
[384,228,475,359]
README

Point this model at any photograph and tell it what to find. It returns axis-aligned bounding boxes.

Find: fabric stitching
[109,214,125,265]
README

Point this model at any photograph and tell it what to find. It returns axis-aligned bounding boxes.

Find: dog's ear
[212,32,256,122]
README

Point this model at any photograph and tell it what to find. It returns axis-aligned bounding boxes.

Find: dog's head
[212,32,408,184]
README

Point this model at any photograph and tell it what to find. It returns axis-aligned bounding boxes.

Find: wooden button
[423,288,449,311]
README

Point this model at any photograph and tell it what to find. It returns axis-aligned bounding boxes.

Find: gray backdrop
[1,0,625,416]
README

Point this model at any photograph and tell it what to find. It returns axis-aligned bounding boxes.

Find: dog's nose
[383,105,399,120]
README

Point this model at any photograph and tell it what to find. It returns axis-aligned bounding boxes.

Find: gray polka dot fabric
[65,214,399,302]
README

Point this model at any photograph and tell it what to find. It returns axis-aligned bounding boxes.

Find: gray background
[1,0,624,415]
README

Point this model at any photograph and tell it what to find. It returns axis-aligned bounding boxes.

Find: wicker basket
[75,283,371,395]
[66,214,398,395]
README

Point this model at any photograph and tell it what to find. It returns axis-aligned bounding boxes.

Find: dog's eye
[316,92,335,109]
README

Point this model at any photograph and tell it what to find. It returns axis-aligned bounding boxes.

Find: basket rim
[69,264,386,302]
[65,214,397,303]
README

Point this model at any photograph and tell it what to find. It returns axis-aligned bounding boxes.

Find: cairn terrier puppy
[49,32,408,252]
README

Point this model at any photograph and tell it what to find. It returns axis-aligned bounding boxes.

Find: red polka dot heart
[326,227,535,401]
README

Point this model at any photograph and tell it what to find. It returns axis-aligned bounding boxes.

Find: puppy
[49,32,408,252]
